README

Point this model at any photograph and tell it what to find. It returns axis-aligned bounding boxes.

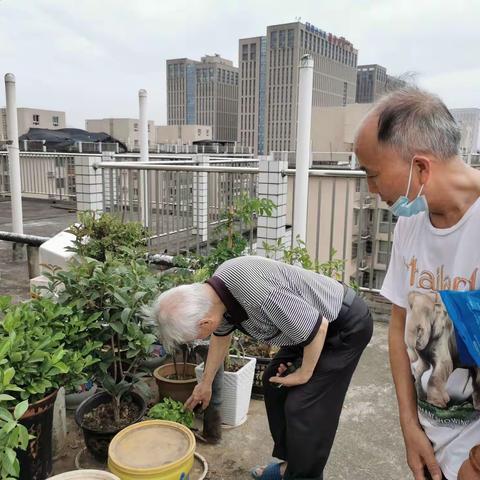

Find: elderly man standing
[354,87,480,480]
[146,255,373,480]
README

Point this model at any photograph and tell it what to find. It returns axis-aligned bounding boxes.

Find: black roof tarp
[19,128,127,152]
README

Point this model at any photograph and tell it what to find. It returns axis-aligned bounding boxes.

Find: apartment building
[166,54,239,143]
[238,21,358,155]
[0,108,66,141]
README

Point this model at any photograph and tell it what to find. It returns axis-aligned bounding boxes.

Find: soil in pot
[82,397,142,432]
[153,363,197,404]
[76,391,147,462]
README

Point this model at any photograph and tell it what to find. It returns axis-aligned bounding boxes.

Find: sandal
[251,462,283,480]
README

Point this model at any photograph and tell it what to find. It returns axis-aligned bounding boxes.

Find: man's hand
[184,382,212,411]
[404,424,443,480]
[269,362,311,387]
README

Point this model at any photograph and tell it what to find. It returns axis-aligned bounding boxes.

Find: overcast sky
[1,0,479,128]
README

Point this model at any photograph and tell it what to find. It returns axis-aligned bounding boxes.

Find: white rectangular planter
[195,355,257,427]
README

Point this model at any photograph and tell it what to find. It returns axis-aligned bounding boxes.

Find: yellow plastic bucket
[108,420,195,480]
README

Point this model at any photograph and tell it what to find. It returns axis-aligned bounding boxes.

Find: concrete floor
[0,198,412,479]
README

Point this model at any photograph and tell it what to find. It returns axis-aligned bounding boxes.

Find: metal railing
[0,152,78,202]
[97,161,258,256]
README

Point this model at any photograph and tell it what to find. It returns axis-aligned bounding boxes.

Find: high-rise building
[166,54,239,143]
[238,21,358,155]
[86,118,155,151]
[0,107,66,141]
[355,64,406,104]
[451,108,480,154]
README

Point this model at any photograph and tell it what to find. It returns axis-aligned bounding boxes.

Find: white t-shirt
[381,197,480,480]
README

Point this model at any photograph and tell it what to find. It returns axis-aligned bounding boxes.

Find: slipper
[251,462,282,480]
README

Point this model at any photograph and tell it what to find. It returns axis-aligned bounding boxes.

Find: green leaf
[17,424,30,450]
[13,400,29,420]
[120,308,131,323]
[3,367,15,386]
[0,394,15,402]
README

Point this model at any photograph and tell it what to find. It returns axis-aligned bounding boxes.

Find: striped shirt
[206,256,344,347]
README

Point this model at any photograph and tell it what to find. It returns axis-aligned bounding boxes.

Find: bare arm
[390,304,419,429]
[389,304,442,480]
[269,317,328,387]
[184,333,232,410]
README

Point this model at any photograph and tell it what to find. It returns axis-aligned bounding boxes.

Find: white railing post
[293,54,313,243]
[192,154,209,241]
[139,89,149,227]
[5,73,23,237]
[256,152,288,259]
[74,154,104,212]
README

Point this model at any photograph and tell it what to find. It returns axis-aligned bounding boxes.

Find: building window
[279,30,285,49]
[197,129,201,135]
[242,44,248,61]
[134,123,138,132]
[52,115,59,127]
[250,43,256,60]
[287,29,294,48]
[271,31,277,49]
[33,114,40,125]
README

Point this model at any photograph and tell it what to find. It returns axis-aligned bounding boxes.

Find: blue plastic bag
[439,290,480,367]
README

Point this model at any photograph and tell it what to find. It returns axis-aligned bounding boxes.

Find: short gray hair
[142,283,212,352]
[371,86,460,161]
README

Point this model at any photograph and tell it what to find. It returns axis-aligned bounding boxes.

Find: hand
[269,363,311,387]
[184,382,212,411]
[403,423,443,480]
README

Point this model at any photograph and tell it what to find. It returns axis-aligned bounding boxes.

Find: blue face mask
[390,159,428,217]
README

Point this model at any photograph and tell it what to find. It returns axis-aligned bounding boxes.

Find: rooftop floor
[0,198,410,479]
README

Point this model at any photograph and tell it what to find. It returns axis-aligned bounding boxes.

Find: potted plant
[44,256,166,462]
[0,295,98,480]
[195,336,256,427]
[66,210,149,262]
[147,397,195,429]
[153,345,198,404]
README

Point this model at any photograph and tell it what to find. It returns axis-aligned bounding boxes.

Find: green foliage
[147,397,194,428]
[0,296,97,404]
[43,256,166,424]
[0,295,100,480]
[262,236,347,281]
[66,211,149,262]
[0,399,30,480]
[173,194,276,277]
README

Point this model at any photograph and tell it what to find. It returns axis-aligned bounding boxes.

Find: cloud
[0,0,479,127]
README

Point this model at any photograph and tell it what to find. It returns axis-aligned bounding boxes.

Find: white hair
[142,283,212,352]
[370,86,461,161]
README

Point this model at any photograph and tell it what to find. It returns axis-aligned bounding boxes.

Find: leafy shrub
[147,397,194,428]
[66,211,149,261]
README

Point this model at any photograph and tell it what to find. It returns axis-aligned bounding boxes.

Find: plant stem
[111,335,117,382]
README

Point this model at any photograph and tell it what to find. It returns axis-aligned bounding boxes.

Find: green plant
[66,211,149,262]
[0,295,99,480]
[44,256,165,425]
[147,397,194,428]
[0,399,30,480]
[0,296,97,403]
[173,194,276,277]
[262,236,347,280]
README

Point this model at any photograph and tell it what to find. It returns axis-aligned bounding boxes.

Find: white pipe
[138,89,149,226]
[139,89,148,162]
[5,73,23,235]
[293,55,313,244]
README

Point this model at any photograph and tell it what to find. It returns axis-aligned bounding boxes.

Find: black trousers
[262,294,373,480]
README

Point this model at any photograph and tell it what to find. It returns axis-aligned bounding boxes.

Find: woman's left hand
[269,367,311,387]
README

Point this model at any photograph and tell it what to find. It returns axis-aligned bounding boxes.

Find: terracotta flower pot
[153,363,197,404]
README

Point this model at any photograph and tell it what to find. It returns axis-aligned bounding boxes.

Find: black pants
[262,294,373,480]
[195,345,224,442]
